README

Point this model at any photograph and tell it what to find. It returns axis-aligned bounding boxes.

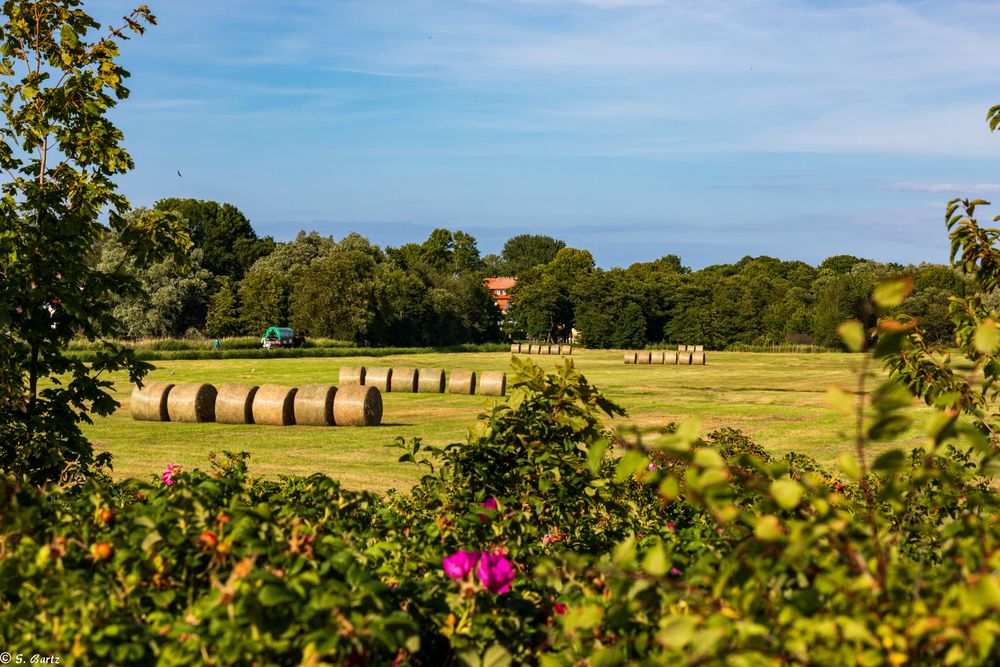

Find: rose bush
[0,345,997,664]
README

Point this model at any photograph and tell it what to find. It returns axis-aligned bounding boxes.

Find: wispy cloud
[883,183,1000,193]
[103,0,1000,265]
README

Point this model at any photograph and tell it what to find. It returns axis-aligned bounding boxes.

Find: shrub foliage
[1,351,998,664]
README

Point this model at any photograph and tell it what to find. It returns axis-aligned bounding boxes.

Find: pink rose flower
[478,497,498,522]
[162,463,181,486]
[442,550,478,579]
[477,551,514,594]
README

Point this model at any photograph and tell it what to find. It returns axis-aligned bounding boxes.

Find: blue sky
[94,0,1000,268]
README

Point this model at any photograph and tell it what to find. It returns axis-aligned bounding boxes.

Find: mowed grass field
[81,350,930,493]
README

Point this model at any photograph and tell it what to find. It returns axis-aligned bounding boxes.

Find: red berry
[91,542,113,560]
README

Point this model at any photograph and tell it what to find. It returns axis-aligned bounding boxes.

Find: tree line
[509,249,967,349]
[99,198,967,349]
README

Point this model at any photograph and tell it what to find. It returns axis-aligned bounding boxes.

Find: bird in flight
[177,170,183,177]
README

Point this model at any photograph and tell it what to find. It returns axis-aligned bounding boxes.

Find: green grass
[81,350,929,493]
[65,338,509,361]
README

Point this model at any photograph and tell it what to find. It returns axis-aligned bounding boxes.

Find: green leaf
[837,320,866,352]
[587,438,608,475]
[873,278,913,309]
[974,319,1000,354]
[693,448,724,468]
[754,515,782,541]
[965,575,1000,613]
[770,479,804,511]
[826,386,856,416]
[614,451,647,483]
[59,24,79,49]
[675,419,701,446]
[563,604,604,634]
[925,410,957,444]
[872,449,907,472]
[868,414,912,440]
[612,537,637,566]
[258,584,296,607]
[659,475,680,501]
[480,645,513,667]
[140,530,161,553]
[642,541,668,576]
[838,452,861,480]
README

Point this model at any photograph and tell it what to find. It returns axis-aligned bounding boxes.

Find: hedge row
[65,343,511,362]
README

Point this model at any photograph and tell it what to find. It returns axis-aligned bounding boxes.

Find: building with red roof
[484,277,516,314]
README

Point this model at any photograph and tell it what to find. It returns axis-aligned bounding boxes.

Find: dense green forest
[103,198,966,349]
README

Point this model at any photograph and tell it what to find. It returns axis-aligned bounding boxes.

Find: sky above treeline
[95,0,1000,269]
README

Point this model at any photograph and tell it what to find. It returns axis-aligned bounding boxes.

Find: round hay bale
[479,371,507,396]
[393,367,418,393]
[366,367,392,393]
[333,385,383,426]
[677,344,689,352]
[636,351,652,364]
[252,384,298,426]
[167,383,217,423]
[691,351,706,365]
[130,381,174,421]
[650,351,665,364]
[215,384,258,424]
[510,343,521,354]
[418,368,446,393]
[693,345,704,352]
[448,369,477,395]
[294,384,337,426]
[677,351,693,365]
[559,344,572,355]
[339,366,366,386]
[624,352,637,364]
[663,351,679,365]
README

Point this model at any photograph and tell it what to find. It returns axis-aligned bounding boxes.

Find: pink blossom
[442,550,478,579]
[477,551,514,594]
[553,603,568,615]
[542,531,564,545]
[478,497,498,522]
[667,522,675,532]
[670,567,680,576]
[648,462,657,471]
[162,463,181,486]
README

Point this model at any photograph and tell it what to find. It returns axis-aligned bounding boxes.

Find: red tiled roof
[484,277,516,290]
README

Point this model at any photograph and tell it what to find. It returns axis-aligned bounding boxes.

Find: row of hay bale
[510,343,572,355]
[338,366,506,396]
[624,350,707,365]
[131,381,382,426]
[677,344,705,352]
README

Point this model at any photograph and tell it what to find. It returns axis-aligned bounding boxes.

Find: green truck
[260,327,305,349]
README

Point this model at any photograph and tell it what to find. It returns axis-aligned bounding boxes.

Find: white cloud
[883,183,1000,193]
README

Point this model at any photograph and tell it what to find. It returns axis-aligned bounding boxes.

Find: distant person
[213,339,221,351]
